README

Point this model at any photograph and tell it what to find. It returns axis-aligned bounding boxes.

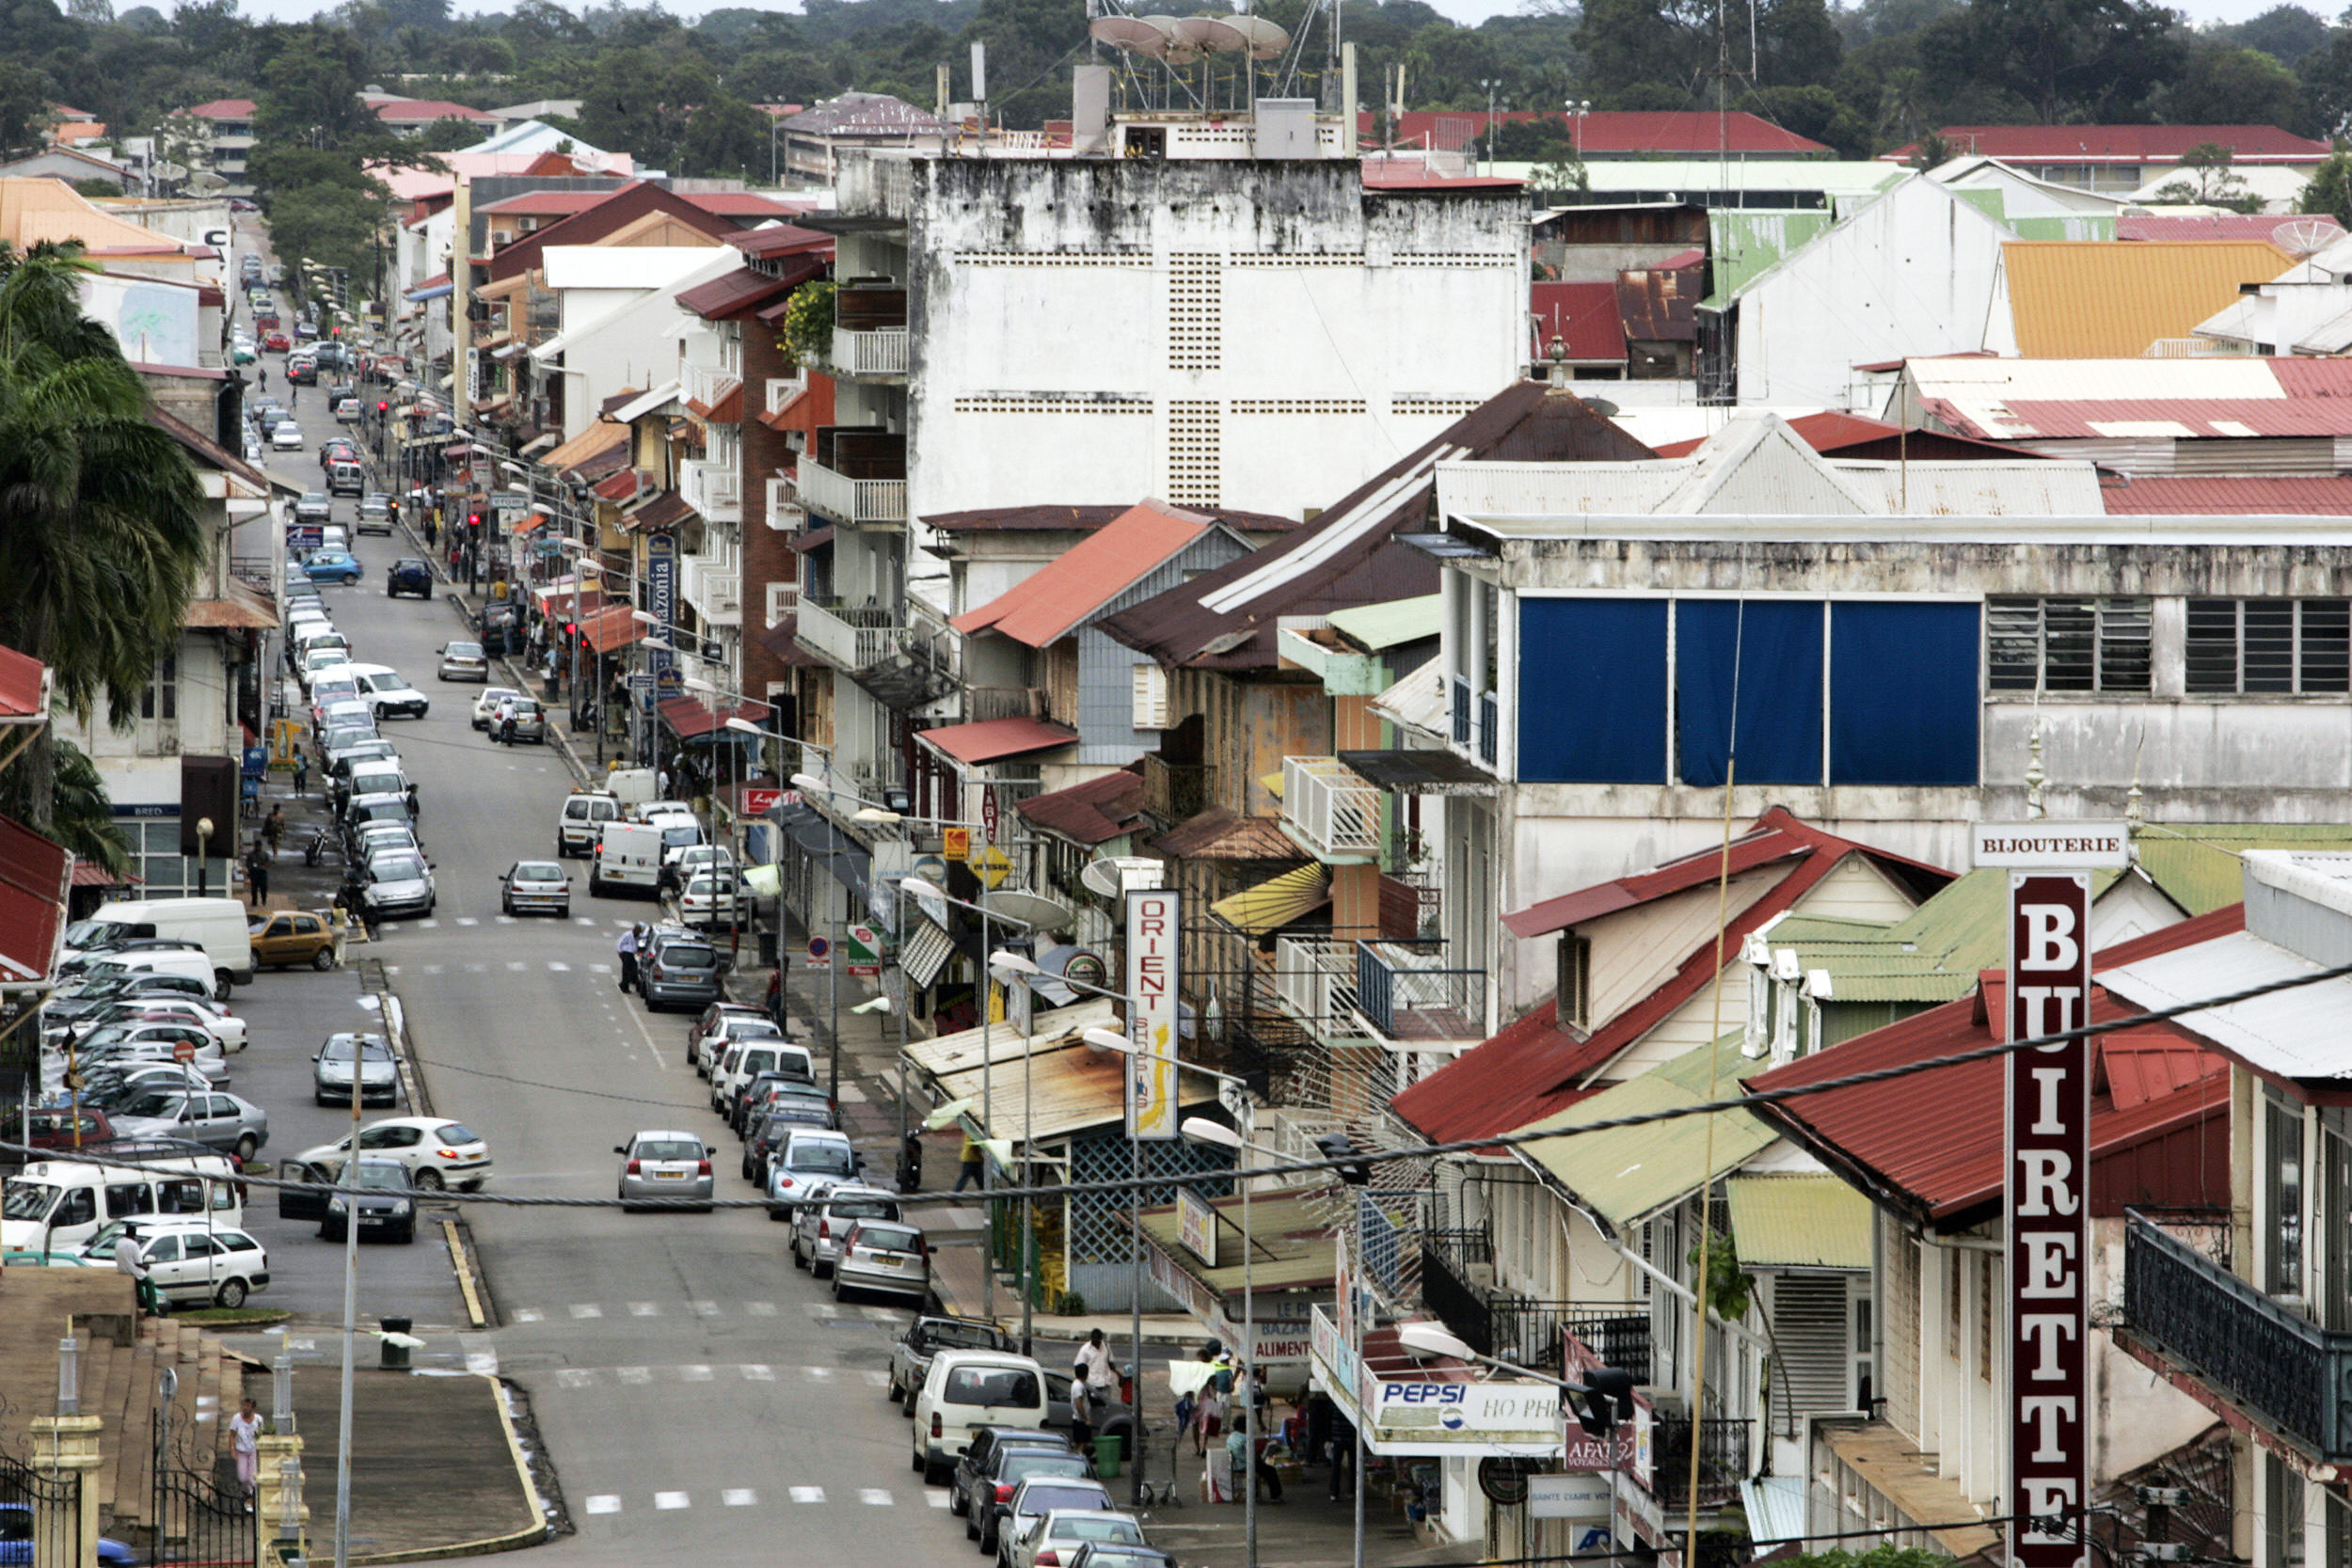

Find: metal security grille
[1987,596,2153,692]
[1066,1136,1234,1265]
[2185,598,2352,694]
[1168,253,1222,372]
[1165,400,1221,508]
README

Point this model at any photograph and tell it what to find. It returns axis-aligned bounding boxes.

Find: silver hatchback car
[615,1130,714,1211]
[437,641,489,682]
[791,1185,901,1277]
[312,1033,400,1108]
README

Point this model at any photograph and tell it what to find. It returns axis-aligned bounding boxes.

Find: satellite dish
[1178,15,1238,52]
[1226,15,1289,57]
[981,889,1073,931]
[1081,856,1165,897]
[2273,217,2344,258]
[1141,15,1202,61]
[1090,15,1169,55]
[151,160,186,181]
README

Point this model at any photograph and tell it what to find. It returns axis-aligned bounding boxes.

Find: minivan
[327,460,363,498]
[914,1351,1050,1485]
[556,790,620,858]
[0,1154,244,1253]
[640,929,723,1011]
[73,896,256,994]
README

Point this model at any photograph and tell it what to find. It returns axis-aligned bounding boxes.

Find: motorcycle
[303,826,333,867]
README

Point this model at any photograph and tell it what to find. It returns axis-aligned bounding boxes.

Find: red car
[262,330,291,352]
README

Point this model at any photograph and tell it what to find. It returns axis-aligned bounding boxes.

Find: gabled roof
[148,404,267,491]
[1017,765,1149,846]
[953,501,1213,649]
[0,815,72,985]
[728,223,838,260]
[1904,353,2352,441]
[675,260,825,322]
[1098,383,1652,673]
[1394,809,1954,1147]
[915,716,1078,766]
[538,419,629,478]
[2003,240,2288,357]
[179,99,255,119]
[487,181,739,282]
[1749,907,2243,1226]
[1889,125,2329,165]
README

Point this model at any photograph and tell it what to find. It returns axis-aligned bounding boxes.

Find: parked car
[387,559,433,599]
[790,1185,901,1277]
[295,1157,420,1243]
[890,1315,1017,1406]
[271,420,303,451]
[312,1033,399,1107]
[76,1219,271,1308]
[951,1427,1076,1533]
[763,1129,860,1218]
[500,695,547,744]
[914,1351,1050,1486]
[499,861,572,918]
[295,1117,491,1191]
[250,910,338,972]
[1063,1546,1174,1568]
[349,666,430,720]
[0,1107,116,1166]
[358,494,392,533]
[677,872,745,931]
[615,1130,714,1211]
[77,997,247,1053]
[831,1219,930,1304]
[743,1101,839,1182]
[1004,1512,1150,1568]
[294,493,332,525]
[979,1452,1104,1557]
[437,641,489,682]
[639,928,724,1011]
[690,1006,780,1078]
[105,1087,267,1162]
[357,847,435,920]
[470,687,520,729]
[262,330,291,352]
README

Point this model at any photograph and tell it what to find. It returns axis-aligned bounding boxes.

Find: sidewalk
[1140,1476,1484,1568]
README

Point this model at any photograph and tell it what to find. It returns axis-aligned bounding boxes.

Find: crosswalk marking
[421,964,445,975]
[739,1364,773,1381]
[512,1307,544,1323]
[584,1496,620,1515]
[506,960,530,972]
[464,962,486,974]
[628,1301,658,1317]
[548,960,572,972]
[690,1300,719,1317]
[744,1301,777,1316]
[590,962,612,974]
[806,1304,840,1321]
[925,1491,952,1510]
[615,1367,651,1386]
[789,1486,826,1504]
[495,915,517,926]
[554,1369,593,1389]
[532,1363,899,1389]
[455,916,479,927]
[803,1366,833,1381]
[723,1489,756,1507]
[860,1370,890,1387]
[678,1365,713,1383]
[577,1483,955,1515]
[419,918,441,929]
[567,1304,601,1319]
[858,1489,892,1507]
[654,1491,689,1511]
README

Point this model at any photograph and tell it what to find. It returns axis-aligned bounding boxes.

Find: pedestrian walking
[656,764,672,800]
[1075,1328,1118,1429]
[256,368,266,391]
[952,1130,984,1192]
[230,1399,262,1500]
[292,752,309,798]
[617,924,642,991]
[263,803,285,860]
[246,841,270,908]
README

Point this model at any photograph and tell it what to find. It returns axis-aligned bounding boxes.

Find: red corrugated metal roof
[1750,905,2244,1224]
[0,815,72,983]
[952,501,1210,648]
[182,99,256,119]
[477,190,611,216]
[1933,397,2352,440]
[731,224,837,260]
[580,602,645,655]
[1018,766,1149,846]
[658,696,767,738]
[0,645,47,722]
[2120,214,2341,245]
[375,99,495,122]
[1889,125,2329,164]
[1530,282,1625,363]
[2102,475,2352,514]
[2255,358,2352,397]
[677,266,800,322]
[2101,1037,2217,1109]
[915,716,1078,765]
[1359,108,1828,156]
[1399,810,1956,1145]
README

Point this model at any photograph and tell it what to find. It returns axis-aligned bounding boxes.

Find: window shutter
[1556,932,1591,1032]
[1769,1274,1854,1434]
[1132,663,1170,730]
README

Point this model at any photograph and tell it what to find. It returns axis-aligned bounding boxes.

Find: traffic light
[562,621,577,641]
[1565,1369,1638,1437]
[376,400,389,414]
[1316,1132,1371,1186]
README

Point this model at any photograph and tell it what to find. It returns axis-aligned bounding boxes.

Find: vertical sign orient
[1125,887,1181,1140]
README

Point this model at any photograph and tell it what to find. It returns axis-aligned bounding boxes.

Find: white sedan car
[471,688,521,731]
[297,1117,493,1192]
[77,1220,271,1308]
[272,420,303,451]
[79,998,247,1053]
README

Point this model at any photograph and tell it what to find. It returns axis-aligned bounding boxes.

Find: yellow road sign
[974,846,1012,890]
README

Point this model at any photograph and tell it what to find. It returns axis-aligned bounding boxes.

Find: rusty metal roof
[1150,809,1306,862]
[1614,261,1700,343]
[1017,766,1148,846]
[0,814,72,984]
[953,501,1212,649]
[1749,906,2243,1227]
[1099,383,1652,673]
[2102,475,2352,514]
[914,716,1077,765]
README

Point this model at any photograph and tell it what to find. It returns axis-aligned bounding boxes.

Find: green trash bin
[1093,1434,1122,1479]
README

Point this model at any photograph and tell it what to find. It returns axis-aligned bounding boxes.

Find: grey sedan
[312,1033,400,1108]
[108,1087,268,1162]
[437,641,489,682]
[500,860,571,918]
[616,1131,714,1211]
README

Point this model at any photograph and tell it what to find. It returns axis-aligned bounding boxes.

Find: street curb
[442,1217,488,1330]
[344,1372,550,1565]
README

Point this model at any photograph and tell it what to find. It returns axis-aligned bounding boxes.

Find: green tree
[416,114,483,150]
[1947,0,2184,120]
[2299,150,2352,226]
[2212,4,2328,66]
[678,89,767,176]
[0,740,133,876]
[2160,40,2305,131]
[0,60,56,152]
[1575,0,1705,104]
[1754,0,1843,87]
[1784,1547,1946,1568]
[253,26,372,149]
[2151,140,2267,212]
[0,244,205,832]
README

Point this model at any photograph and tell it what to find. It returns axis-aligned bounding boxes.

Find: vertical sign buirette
[2008,870,2092,1568]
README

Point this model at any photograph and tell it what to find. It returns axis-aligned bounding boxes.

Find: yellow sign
[974,846,1012,890]
[943,827,971,862]
[268,719,302,768]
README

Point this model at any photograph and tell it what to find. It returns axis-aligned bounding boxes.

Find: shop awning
[580,602,645,654]
[0,815,72,984]
[657,695,770,739]
[1130,1190,1338,1310]
[510,508,549,534]
[914,716,1078,767]
[1209,864,1330,937]
[534,577,605,618]
[900,913,954,988]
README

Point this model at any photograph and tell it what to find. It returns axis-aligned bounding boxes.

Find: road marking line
[553,1369,594,1388]
[860,1370,891,1387]
[464,962,486,974]
[678,1365,713,1382]
[421,964,445,975]
[739,1364,773,1381]
[464,1347,499,1375]
[925,1491,952,1510]
[807,1304,841,1320]
[288,1338,315,1352]
[858,1488,892,1506]
[547,961,571,972]
[568,1304,601,1319]
[788,1486,825,1504]
[614,1367,651,1386]
[722,1489,756,1507]
[802,1366,834,1381]
[495,915,516,925]
[583,1496,620,1515]
[455,917,479,927]
[382,965,402,975]
[861,1307,909,1324]
[690,1299,719,1316]
[654,1491,689,1511]
[590,962,612,974]
[628,1301,658,1317]
[745,1301,777,1316]
[506,960,530,972]
[512,1308,544,1323]
[574,918,596,927]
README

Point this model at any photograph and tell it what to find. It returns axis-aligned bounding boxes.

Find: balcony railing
[1141,753,1211,820]
[684,363,738,412]
[1649,1415,1751,1511]
[2124,1209,2352,1460]
[766,375,809,420]
[798,453,908,528]
[830,325,909,378]
[1421,1231,1654,1384]
[681,458,740,524]
[1282,756,1383,862]
[1355,939,1486,1043]
[1272,937,1362,1027]
[798,596,912,673]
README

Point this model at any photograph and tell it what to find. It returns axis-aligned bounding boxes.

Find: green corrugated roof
[1326,594,1440,653]
[2135,825,2352,916]
[1759,914,1889,943]
[1514,1031,1774,1230]
[1726,1173,1873,1270]
[1704,209,1835,305]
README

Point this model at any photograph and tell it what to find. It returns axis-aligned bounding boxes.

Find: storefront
[1132,1189,1337,1396]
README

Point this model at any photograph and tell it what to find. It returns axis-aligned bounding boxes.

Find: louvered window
[1987,597,2152,692]
[2186,599,2352,695]
[1769,1275,1855,1435]
[1131,663,1170,730]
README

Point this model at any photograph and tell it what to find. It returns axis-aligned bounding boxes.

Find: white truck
[590,819,665,896]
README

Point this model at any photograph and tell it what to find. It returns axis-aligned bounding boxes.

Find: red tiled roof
[1889,125,2329,165]
[1398,810,1956,1146]
[625,490,692,531]
[914,716,1078,766]
[685,192,809,217]
[2102,475,2352,514]
[0,644,49,722]
[2101,1037,2218,1110]
[678,266,801,321]
[0,815,72,983]
[952,501,1211,649]
[181,99,256,119]
[592,468,643,502]
[2120,214,2342,245]
[1748,906,2245,1224]
[1530,281,1625,363]
[1018,766,1149,846]
[1359,108,1828,156]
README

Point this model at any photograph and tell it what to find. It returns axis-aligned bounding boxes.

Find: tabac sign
[1976,823,2127,1568]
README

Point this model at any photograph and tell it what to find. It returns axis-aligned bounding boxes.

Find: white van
[0,1154,245,1253]
[591,819,665,896]
[711,1040,816,1116]
[80,950,222,1002]
[913,1350,1049,1484]
[556,789,620,858]
[605,768,656,809]
[75,898,254,994]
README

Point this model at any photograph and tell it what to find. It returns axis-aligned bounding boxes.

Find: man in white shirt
[495,697,516,746]
[116,1229,158,1315]
[616,925,642,992]
[1073,1327,1119,1425]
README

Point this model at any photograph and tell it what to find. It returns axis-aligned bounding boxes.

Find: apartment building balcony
[1141,753,1212,821]
[684,362,739,414]
[1354,939,1486,1043]
[1420,1229,1654,1382]
[680,554,740,627]
[1281,756,1383,863]
[797,595,913,674]
[2122,1209,2352,1461]
[799,426,908,528]
[766,373,810,421]
[681,457,740,525]
[1272,937,1363,1030]
[1649,1414,1752,1512]
[829,289,909,384]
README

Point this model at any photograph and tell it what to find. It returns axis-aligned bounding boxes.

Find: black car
[279,1155,420,1243]
[387,558,433,599]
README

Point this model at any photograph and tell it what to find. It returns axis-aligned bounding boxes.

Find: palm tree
[0,241,207,833]
[0,737,134,877]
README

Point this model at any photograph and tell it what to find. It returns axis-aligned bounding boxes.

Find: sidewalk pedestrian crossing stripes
[578,1485,948,1517]
[508,1301,909,1326]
